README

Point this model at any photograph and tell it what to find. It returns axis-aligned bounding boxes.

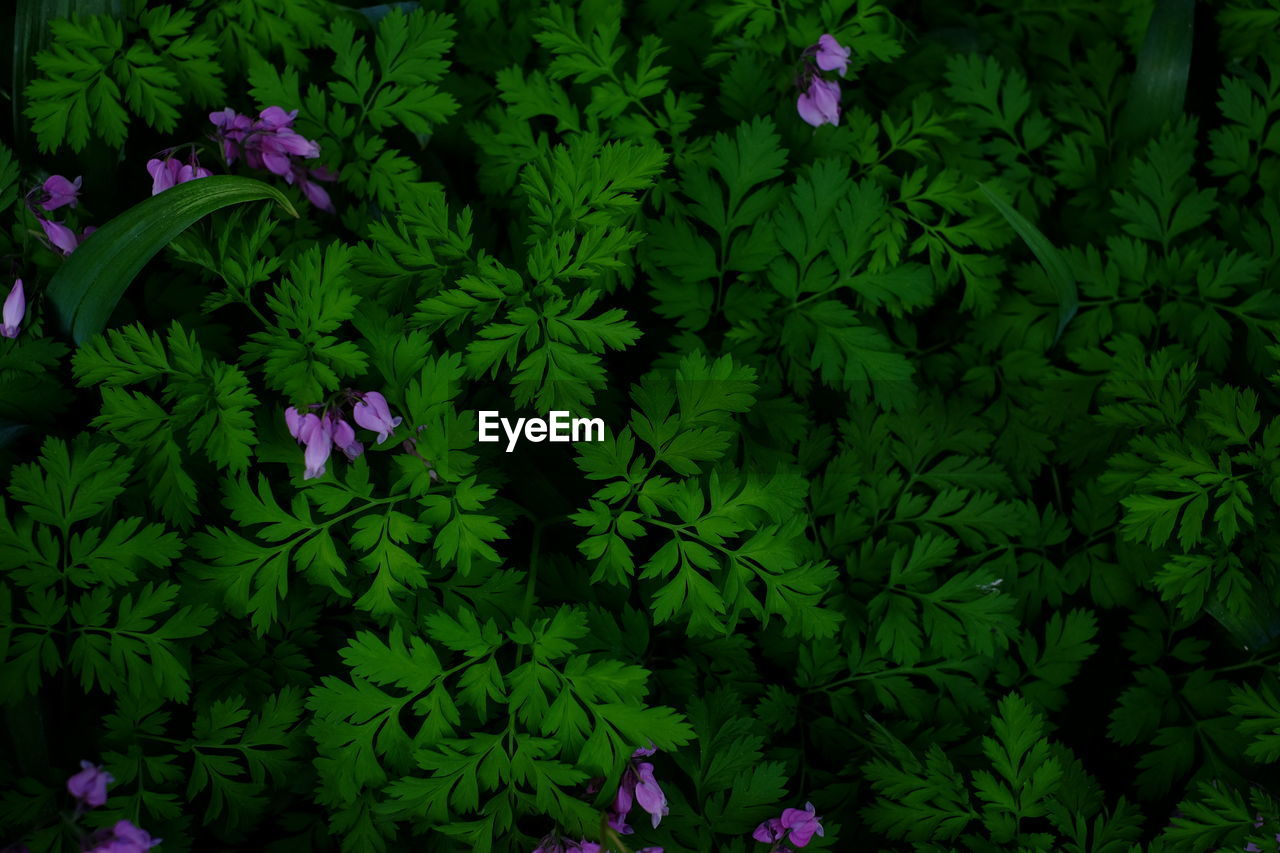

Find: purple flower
[609,777,635,834]
[634,761,669,828]
[285,406,311,442]
[210,108,252,163]
[753,817,786,843]
[797,77,841,127]
[607,744,669,834]
[261,128,321,178]
[147,152,212,195]
[66,760,113,808]
[40,175,81,210]
[1,280,24,339]
[814,34,851,76]
[328,411,364,461]
[87,819,160,853]
[257,106,298,130]
[296,167,336,213]
[37,217,80,255]
[781,801,824,846]
[210,105,330,210]
[292,412,333,479]
[353,391,402,444]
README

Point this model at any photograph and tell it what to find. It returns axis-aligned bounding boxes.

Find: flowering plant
[3,1,1280,852]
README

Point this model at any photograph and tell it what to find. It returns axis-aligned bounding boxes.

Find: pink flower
[353,391,402,444]
[147,152,212,195]
[294,412,333,479]
[607,744,669,834]
[1,280,24,339]
[256,106,298,130]
[753,817,786,843]
[40,174,81,210]
[285,405,316,442]
[66,760,113,808]
[328,411,364,461]
[814,34,851,76]
[210,105,330,210]
[755,802,824,849]
[37,217,80,255]
[87,819,161,853]
[797,77,841,127]
[210,108,252,163]
[297,168,335,213]
[634,761,669,828]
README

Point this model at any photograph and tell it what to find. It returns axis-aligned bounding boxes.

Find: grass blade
[46,176,298,344]
[1116,0,1196,148]
[978,183,1078,346]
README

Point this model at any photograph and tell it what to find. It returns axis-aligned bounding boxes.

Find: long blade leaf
[1116,0,1196,148]
[46,176,299,344]
[977,183,1078,345]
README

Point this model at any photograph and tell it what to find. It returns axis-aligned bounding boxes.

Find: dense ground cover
[3,0,1280,850]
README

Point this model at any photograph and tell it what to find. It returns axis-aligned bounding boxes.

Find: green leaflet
[11,0,122,138]
[45,176,298,345]
[978,182,1078,345]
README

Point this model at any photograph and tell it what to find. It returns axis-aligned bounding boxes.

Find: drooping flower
[780,802,824,846]
[259,126,321,178]
[813,34,851,76]
[256,106,298,130]
[634,761,669,829]
[1,280,24,339]
[147,150,213,195]
[86,819,161,853]
[353,391,403,444]
[607,744,669,834]
[210,105,331,210]
[297,166,337,213]
[66,760,113,808]
[285,406,310,442]
[752,817,786,843]
[295,412,333,479]
[754,802,824,849]
[796,76,841,127]
[209,108,252,163]
[37,217,80,255]
[40,174,81,210]
[328,410,364,461]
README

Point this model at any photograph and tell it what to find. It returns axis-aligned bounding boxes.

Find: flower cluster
[752,802,825,851]
[63,761,161,852]
[146,145,213,195]
[1,280,24,339]
[795,34,851,128]
[27,174,93,255]
[210,106,335,211]
[285,391,402,480]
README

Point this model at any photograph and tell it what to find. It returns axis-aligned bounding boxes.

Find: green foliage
[25,5,224,152]
[11,1,1280,851]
